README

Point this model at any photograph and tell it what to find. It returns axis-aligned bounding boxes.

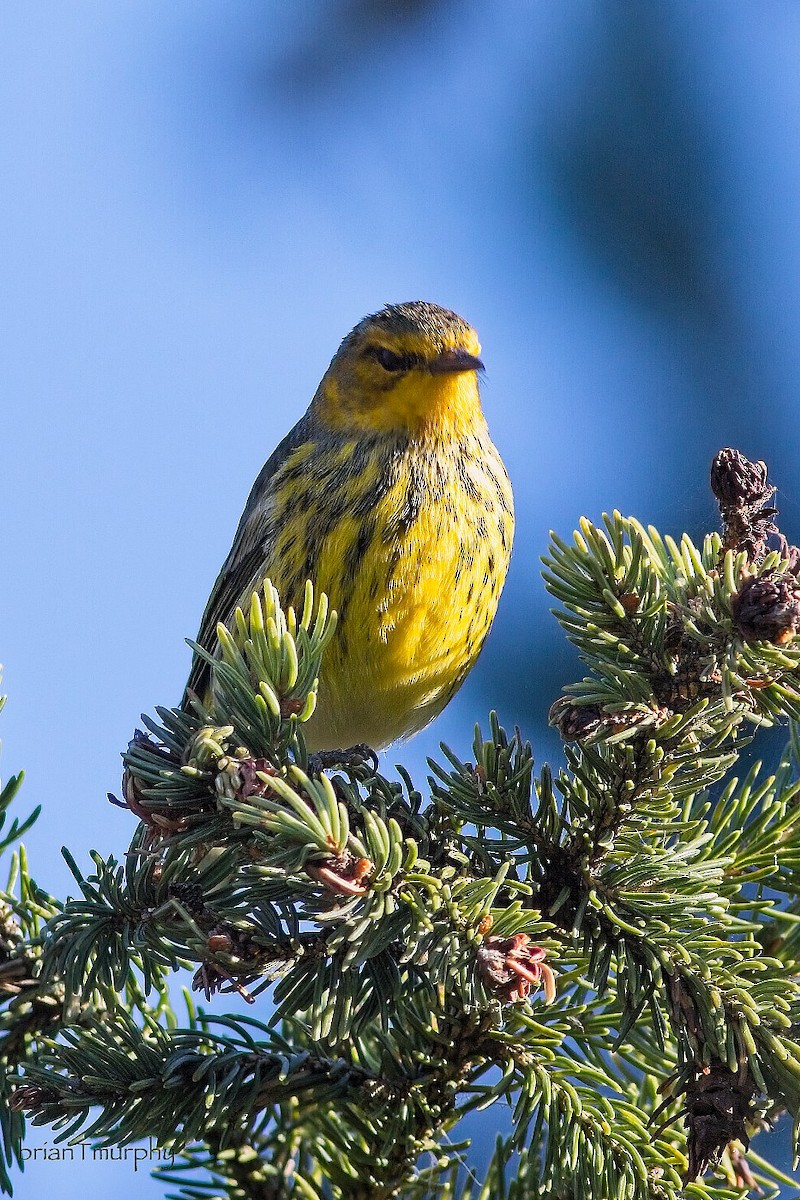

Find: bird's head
[314,301,485,436]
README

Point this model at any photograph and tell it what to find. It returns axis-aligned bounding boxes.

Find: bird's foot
[307,743,379,775]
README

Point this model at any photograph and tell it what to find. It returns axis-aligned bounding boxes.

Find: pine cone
[732,571,800,645]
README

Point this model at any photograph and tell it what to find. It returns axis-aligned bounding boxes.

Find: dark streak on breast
[486,459,513,517]
[343,515,377,589]
[456,457,481,502]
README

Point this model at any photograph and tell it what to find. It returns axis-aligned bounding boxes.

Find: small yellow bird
[184,301,514,751]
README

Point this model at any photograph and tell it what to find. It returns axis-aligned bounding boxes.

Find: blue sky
[4,3,800,1195]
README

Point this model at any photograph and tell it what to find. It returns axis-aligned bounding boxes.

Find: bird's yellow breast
[294,425,514,750]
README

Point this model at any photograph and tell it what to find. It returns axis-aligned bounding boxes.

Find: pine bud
[10,1085,58,1112]
[685,1061,755,1183]
[710,448,773,510]
[476,934,556,1004]
[207,933,233,954]
[732,572,800,645]
[548,698,603,741]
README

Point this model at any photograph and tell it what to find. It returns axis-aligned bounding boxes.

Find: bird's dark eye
[372,346,407,372]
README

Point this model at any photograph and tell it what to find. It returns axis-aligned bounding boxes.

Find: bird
[183,301,514,752]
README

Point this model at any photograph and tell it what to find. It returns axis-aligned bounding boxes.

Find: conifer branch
[4,451,800,1197]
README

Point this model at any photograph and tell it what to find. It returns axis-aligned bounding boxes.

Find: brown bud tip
[711,448,773,511]
[548,697,603,742]
[685,1061,755,1183]
[476,935,556,1004]
[619,592,641,614]
[9,1085,56,1111]
[732,571,800,645]
[234,757,276,799]
[352,858,373,883]
[207,933,233,954]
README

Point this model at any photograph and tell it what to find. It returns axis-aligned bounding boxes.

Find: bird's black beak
[428,348,485,375]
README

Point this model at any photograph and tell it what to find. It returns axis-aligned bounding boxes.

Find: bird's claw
[307,743,379,775]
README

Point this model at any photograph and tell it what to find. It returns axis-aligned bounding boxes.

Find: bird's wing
[182,419,312,708]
